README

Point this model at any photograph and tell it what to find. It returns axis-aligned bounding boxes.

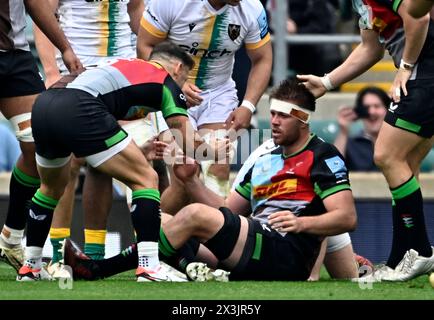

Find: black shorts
[230,218,321,281]
[0,50,45,98]
[385,79,434,138]
[32,88,126,159]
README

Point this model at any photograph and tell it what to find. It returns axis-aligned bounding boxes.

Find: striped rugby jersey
[57,0,134,58]
[141,0,270,90]
[235,135,351,229]
[57,58,188,120]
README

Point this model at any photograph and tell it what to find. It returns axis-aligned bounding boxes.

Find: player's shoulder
[308,135,343,159]
[238,0,266,13]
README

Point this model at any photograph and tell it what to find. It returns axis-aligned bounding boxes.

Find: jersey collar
[204,0,229,15]
[282,133,316,159]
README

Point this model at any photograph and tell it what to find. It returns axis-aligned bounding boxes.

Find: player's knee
[10,113,34,142]
[373,148,391,170]
[133,167,159,190]
[184,203,209,224]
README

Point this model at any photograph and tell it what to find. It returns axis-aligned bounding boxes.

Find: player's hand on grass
[297,74,327,98]
[182,81,203,107]
[390,68,411,103]
[268,210,304,233]
[225,106,252,131]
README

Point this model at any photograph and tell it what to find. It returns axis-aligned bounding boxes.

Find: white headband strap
[269,99,312,123]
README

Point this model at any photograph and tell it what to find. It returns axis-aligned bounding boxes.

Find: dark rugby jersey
[235,134,351,227]
[53,58,188,120]
[353,0,434,79]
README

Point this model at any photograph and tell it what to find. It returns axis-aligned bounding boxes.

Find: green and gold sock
[84,229,106,260]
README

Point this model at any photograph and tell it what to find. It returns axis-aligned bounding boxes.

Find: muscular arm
[24,0,82,72]
[268,190,357,236]
[173,161,252,214]
[327,29,384,90]
[137,24,166,60]
[298,29,384,98]
[32,0,60,87]
[244,41,272,106]
[398,0,430,65]
[128,0,145,35]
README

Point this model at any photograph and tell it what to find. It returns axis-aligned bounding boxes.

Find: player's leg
[0,95,41,271]
[374,122,433,274]
[160,165,195,215]
[62,213,218,280]
[198,123,232,197]
[91,139,168,281]
[407,136,434,177]
[48,157,84,277]
[0,50,46,270]
[18,157,72,281]
[192,81,239,197]
[323,233,358,279]
[83,166,112,260]
[307,238,327,281]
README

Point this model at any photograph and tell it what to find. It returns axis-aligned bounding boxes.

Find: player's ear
[173,61,183,77]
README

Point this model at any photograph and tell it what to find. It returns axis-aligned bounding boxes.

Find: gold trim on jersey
[245,33,270,50]
[98,2,109,56]
[141,17,168,39]
[189,13,216,82]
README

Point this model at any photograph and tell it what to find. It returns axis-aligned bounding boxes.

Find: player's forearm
[244,46,272,105]
[24,0,71,54]
[128,0,144,35]
[183,177,227,208]
[33,23,60,81]
[327,42,383,88]
[298,209,356,236]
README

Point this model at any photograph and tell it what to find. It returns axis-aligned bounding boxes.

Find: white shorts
[121,113,169,147]
[326,233,352,254]
[187,79,239,129]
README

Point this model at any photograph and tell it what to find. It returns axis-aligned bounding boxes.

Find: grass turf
[0,264,433,300]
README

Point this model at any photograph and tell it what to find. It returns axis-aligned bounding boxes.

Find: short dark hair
[269,78,316,111]
[355,86,390,109]
[149,41,195,70]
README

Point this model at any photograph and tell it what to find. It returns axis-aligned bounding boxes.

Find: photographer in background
[334,87,389,171]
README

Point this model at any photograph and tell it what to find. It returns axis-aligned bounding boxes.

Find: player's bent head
[150,41,195,71]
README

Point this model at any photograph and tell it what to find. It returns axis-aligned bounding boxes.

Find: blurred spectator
[286,0,342,77]
[334,87,390,171]
[0,123,20,172]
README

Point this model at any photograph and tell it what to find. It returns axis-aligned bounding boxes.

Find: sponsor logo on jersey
[179,43,232,58]
[188,23,196,32]
[325,156,347,179]
[253,179,297,199]
[228,24,241,41]
[257,8,269,39]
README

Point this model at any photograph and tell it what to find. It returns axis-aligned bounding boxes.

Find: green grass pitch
[0,264,432,300]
